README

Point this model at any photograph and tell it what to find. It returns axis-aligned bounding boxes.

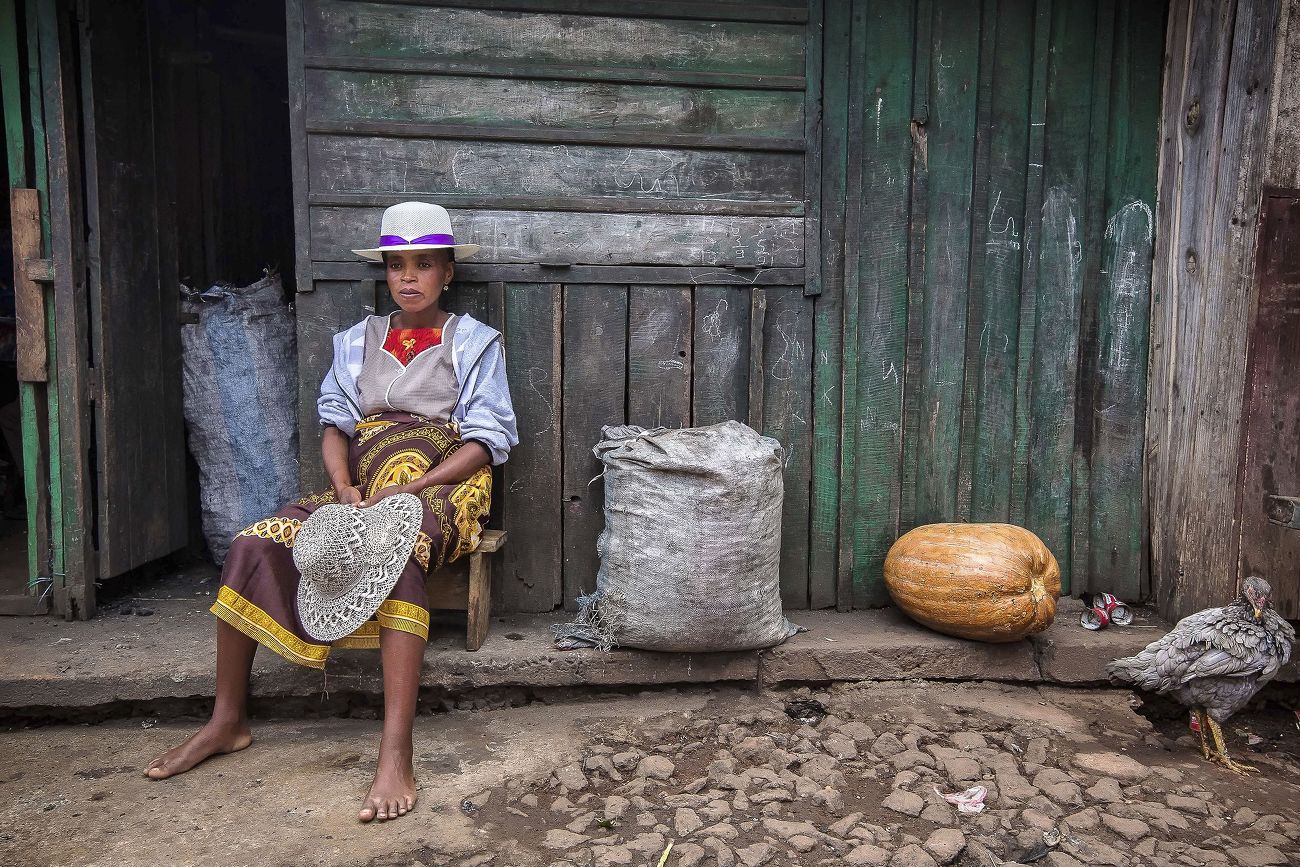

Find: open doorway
[89,0,295,603]
[1,0,294,618]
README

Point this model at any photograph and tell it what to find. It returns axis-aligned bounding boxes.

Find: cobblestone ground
[469,684,1300,867]
[2,682,1297,867]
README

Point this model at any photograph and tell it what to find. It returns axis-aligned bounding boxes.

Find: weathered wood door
[1238,190,1300,619]
[289,0,825,610]
[32,0,188,616]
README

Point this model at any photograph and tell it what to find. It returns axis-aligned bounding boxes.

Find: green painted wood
[1025,1,1097,592]
[40,0,96,617]
[810,0,845,610]
[966,0,1034,524]
[627,286,692,430]
[1,0,47,596]
[845,0,913,607]
[913,0,980,525]
[500,283,563,612]
[955,0,1000,523]
[305,70,805,140]
[27,0,58,586]
[1087,0,1162,601]
[807,0,841,609]
[304,1,805,77]
[560,283,627,610]
[833,0,862,611]
[692,285,751,426]
[1009,0,1052,530]
[897,0,933,535]
[1070,0,1116,593]
[762,288,813,608]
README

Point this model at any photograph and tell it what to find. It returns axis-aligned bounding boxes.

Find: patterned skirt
[209,412,492,669]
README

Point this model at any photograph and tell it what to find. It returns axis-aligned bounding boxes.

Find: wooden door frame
[37,0,95,618]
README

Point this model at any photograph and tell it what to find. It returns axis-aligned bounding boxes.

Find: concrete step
[12,595,1286,714]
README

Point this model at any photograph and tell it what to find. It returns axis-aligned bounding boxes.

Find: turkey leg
[1195,709,1211,760]
[1206,716,1258,775]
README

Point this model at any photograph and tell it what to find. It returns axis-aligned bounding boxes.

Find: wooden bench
[424,529,506,651]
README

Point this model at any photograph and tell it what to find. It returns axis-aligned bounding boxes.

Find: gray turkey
[1106,576,1294,774]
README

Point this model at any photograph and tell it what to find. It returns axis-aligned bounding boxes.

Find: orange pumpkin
[883,523,1061,643]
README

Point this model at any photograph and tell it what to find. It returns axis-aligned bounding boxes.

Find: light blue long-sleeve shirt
[316,313,519,465]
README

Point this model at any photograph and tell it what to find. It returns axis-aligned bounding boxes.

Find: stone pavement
[3,682,1298,867]
[0,585,1295,714]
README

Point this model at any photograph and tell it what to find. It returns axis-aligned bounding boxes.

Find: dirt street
[2,682,1298,867]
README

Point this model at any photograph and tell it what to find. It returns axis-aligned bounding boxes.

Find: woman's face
[385,249,454,315]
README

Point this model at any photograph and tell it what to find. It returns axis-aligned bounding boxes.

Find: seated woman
[144,202,517,823]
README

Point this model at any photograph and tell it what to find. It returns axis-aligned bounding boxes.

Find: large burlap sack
[181,273,299,564]
[555,420,800,652]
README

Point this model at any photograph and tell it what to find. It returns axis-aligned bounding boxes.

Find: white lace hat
[352,201,480,261]
[293,493,423,642]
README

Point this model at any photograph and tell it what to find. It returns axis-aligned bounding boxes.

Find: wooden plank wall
[1147,0,1285,620]
[290,0,820,611]
[833,0,1165,605]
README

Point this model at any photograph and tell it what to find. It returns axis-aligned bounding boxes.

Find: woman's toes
[358,801,377,823]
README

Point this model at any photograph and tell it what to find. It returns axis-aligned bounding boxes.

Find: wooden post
[466,550,491,652]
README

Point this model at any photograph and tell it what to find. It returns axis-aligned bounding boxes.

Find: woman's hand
[359,485,412,508]
[335,484,363,506]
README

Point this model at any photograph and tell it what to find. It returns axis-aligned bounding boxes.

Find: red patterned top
[383,326,443,366]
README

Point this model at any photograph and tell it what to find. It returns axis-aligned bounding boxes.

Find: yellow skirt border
[210,589,431,666]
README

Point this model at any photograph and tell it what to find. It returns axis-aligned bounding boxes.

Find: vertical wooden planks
[692,285,751,426]
[1086,0,1160,602]
[913,0,982,524]
[845,0,914,607]
[627,286,692,430]
[833,0,863,612]
[1147,0,1282,620]
[1024,1,1096,590]
[967,0,1035,524]
[1009,0,1053,529]
[898,0,933,535]
[561,283,627,610]
[1072,0,1118,589]
[500,283,562,612]
[815,0,850,609]
[763,290,814,608]
[40,0,95,617]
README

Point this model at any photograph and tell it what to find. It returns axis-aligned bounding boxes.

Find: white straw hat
[293,493,423,642]
[352,201,480,261]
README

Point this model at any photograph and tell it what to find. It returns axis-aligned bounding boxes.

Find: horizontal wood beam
[308,261,806,286]
[308,192,804,218]
[302,54,806,91]
[365,0,809,25]
[305,120,805,153]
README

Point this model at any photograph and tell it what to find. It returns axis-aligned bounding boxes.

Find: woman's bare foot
[359,738,418,822]
[144,719,252,780]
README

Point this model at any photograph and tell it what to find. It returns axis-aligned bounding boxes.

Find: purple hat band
[379,233,455,247]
